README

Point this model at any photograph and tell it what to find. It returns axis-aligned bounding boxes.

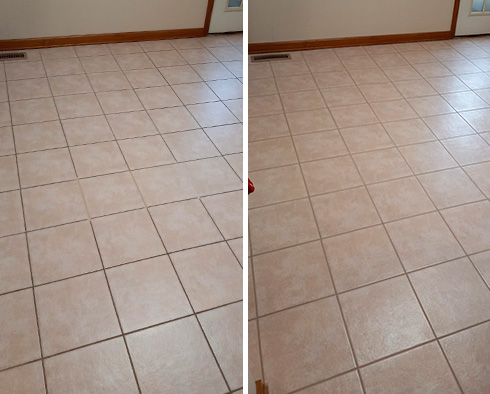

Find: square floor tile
[302,155,363,195]
[360,342,460,394]
[207,79,243,100]
[114,53,153,70]
[441,201,490,254]
[172,82,218,105]
[109,42,143,55]
[135,86,181,110]
[179,48,217,64]
[49,74,93,96]
[285,108,336,135]
[325,225,403,292]
[181,157,241,196]
[321,86,365,108]
[150,199,222,252]
[394,79,438,98]
[80,55,120,73]
[80,172,144,217]
[62,115,114,146]
[459,72,490,90]
[471,251,490,287]
[281,90,325,112]
[14,120,66,153]
[340,124,393,153]
[192,62,235,81]
[274,73,316,95]
[296,372,363,394]
[202,191,242,239]
[124,69,168,88]
[413,63,453,78]
[18,148,76,188]
[8,78,51,101]
[44,58,84,77]
[107,256,191,333]
[159,65,202,85]
[87,71,132,92]
[118,135,174,169]
[0,191,25,237]
[126,317,227,394]
[172,242,242,311]
[132,164,196,206]
[147,50,187,67]
[0,126,15,155]
[70,141,127,177]
[368,177,435,222]
[249,94,283,118]
[92,209,165,267]
[249,137,297,171]
[36,272,120,356]
[294,130,348,162]
[460,108,490,132]
[253,241,334,315]
[22,181,87,231]
[163,129,219,161]
[0,155,19,192]
[331,104,379,128]
[198,302,242,390]
[370,99,418,122]
[418,167,485,209]
[41,46,76,60]
[423,113,476,139]
[441,321,490,394]
[74,44,110,57]
[426,75,470,94]
[411,258,490,336]
[442,135,490,165]
[0,289,41,370]
[358,83,402,102]
[314,70,356,88]
[54,93,102,119]
[11,98,59,125]
[349,68,390,84]
[106,110,158,139]
[187,101,238,127]
[465,162,490,197]
[96,90,143,114]
[312,187,381,237]
[353,148,412,184]
[204,123,242,155]
[0,234,31,294]
[0,102,11,127]
[139,40,174,52]
[148,106,199,133]
[399,141,458,174]
[0,362,46,394]
[259,298,355,393]
[5,61,46,81]
[250,199,319,254]
[443,91,488,112]
[249,113,288,141]
[340,276,433,365]
[28,220,101,285]
[44,338,138,394]
[407,96,455,117]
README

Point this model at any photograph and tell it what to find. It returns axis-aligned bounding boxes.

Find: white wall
[456,0,490,35]
[249,0,456,43]
[0,0,209,40]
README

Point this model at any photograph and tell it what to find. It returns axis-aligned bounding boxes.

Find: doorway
[209,0,243,33]
[456,0,490,35]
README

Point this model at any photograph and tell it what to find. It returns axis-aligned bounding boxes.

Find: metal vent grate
[0,52,27,61]
[251,53,291,62]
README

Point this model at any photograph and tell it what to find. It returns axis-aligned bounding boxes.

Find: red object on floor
[248,179,255,194]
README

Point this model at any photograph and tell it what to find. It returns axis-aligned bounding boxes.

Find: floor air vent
[251,53,291,62]
[0,52,27,61]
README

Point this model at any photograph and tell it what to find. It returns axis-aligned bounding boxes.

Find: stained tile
[92,209,165,267]
[107,256,191,332]
[28,221,102,285]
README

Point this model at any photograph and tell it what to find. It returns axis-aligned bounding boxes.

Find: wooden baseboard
[256,380,269,394]
[249,30,454,54]
[0,28,205,51]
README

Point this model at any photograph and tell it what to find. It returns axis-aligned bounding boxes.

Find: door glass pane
[472,0,485,12]
[485,0,490,11]
[228,0,242,7]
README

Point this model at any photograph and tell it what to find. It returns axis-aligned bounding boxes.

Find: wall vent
[251,53,291,62]
[0,52,27,61]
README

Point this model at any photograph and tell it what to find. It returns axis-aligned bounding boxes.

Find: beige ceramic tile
[163,129,219,161]
[465,162,490,197]
[399,141,458,174]
[0,102,11,127]
[150,199,222,252]
[339,276,433,365]
[360,342,460,394]
[249,137,296,171]
[386,212,464,271]
[202,191,242,239]
[126,317,227,394]
[187,101,238,127]
[353,148,413,184]
[80,172,144,217]
[54,93,102,119]
[44,58,84,77]
[106,111,158,139]
[114,53,153,71]
[118,135,174,169]
[281,90,326,112]
[159,65,202,85]
[87,71,132,92]
[410,258,490,336]
[35,271,120,356]
[253,241,334,315]
[80,55,121,73]
[147,50,187,68]
[8,78,51,101]
[340,124,393,153]
[330,104,379,128]
[259,298,355,393]
[172,82,218,105]
[370,99,418,122]
[471,251,490,286]
[294,130,348,162]
[0,362,46,394]
[321,86,365,107]
[325,225,403,292]
[0,126,15,155]
[249,113,289,141]
[0,155,20,192]
[44,338,138,394]
[204,123,242,155]
[460,108,490,132]
[70,141,128,177]
[285,108,336,135]
[394,79,438,98]
[422,113,475,139]
[92,209,165,267]
[148,106,200,134]
[296,372,363,394]
[5,61,46,81]
[28,221,102,285]
[192,62,235,81]
[135,86,181,109]
[0,234,31,294]
[14,120,66,153]
[0,289,41,370]
[442,135,490,165]
[96,90,143,114]
[107,256,191,332]
[22,181,87,231]
[11,97,59,125]
[312,187,381,237]
[249,199,319,254]
[0,191,25,237]
[358,83,402,102]
[62,115,114,146]
[124,69,168,88]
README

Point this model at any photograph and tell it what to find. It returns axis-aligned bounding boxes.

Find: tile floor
[0,33,243,394]
[249,36,490,394]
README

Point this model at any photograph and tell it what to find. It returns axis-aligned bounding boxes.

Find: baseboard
[0,28,205,51]
[249,31,454,54]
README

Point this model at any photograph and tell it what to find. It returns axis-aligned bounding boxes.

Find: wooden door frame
[0,0,216,50]
[249,0,462,53]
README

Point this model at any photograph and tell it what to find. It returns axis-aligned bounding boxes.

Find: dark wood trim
[256,380,269,394]
[0,0,216,51]
[451,0,462,36]
[249,0,462,54]
[204,0,216,35]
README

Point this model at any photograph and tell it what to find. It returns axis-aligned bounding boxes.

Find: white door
[208,0,243,33]
[456,0,490,35]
